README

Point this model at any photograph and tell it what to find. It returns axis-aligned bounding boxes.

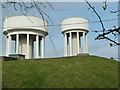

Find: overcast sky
[0,1,118,60]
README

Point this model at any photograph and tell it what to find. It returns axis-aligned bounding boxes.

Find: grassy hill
[2,55,118,88]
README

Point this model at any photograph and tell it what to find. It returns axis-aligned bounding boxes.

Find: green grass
[2,55,118,88]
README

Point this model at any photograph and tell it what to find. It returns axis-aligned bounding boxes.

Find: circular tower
[3,16,48,59]
[61,17,89,56]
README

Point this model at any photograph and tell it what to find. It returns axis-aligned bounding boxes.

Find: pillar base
[9,54,25,60]
[77,53,89,56]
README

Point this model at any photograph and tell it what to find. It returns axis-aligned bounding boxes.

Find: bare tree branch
[110,10,120,13]
[2,0,58,56]
[45,0,69,11]
[103,0,107,10]
[85,0,120,46]
[85,0,106,33]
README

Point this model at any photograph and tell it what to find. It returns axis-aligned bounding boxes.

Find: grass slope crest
[3,56,118,88]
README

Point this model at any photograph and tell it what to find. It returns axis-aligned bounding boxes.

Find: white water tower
[61,17,89,56]
[3,16,48,59]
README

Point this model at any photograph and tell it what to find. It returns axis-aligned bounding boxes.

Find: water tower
[61,17,89,56]
[3,16,48,59]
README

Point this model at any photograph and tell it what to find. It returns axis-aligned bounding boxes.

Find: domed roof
[61,17,89,33]
[3,16,48,35]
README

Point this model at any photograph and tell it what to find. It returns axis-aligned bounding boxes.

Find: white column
[39,39,41,57]
[36,35,39,58]
[69,32,72,56]
[41,37,45,58]
[64,33,68,56]
[26,34,29,59]
[32,40,34,58]
[77,32,80,54]
[6,36,8,56]
[85,33,88,53]
[83,32,86,53]
[16,34,19,54]
[6,35,11,57]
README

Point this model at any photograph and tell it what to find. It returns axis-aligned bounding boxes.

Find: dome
[61,17,89,33]
[3,16,48,36]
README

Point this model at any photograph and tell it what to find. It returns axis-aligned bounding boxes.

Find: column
[83,32,86,53]
[26,34,29,59]
[41,37,45,58]
[39,38,41,57]
[69,32,72,56]
[64,33,68,56]
[6,36,8,56]
[32,40,34,58]
[6,35,11,57]
[36,35,39,58]
[16,34,19,54]
[85,33,88,53]
[77,32,80,54]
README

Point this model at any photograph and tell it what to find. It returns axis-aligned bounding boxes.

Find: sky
[0,1,119,60]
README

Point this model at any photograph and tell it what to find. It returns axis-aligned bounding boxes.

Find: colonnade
[6,34,45,59]
[64,31,88,56]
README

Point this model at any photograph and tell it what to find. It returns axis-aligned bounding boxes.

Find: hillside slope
[2,56,118,88]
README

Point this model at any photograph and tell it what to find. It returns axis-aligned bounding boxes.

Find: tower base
[77,53,89,56]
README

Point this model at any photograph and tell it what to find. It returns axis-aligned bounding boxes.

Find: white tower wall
[72,32,78,55]
[19,36,34,59]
